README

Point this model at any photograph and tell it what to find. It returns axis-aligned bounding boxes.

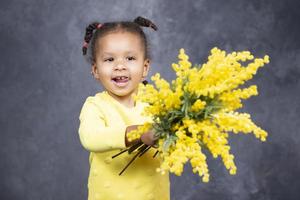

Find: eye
[127,56,136,61]
[104,57,114,62]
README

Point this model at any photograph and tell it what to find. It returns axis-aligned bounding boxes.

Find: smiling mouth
[111,76,130,87]
[112,76,129,82]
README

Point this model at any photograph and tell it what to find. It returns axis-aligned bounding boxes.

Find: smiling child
[78,16,170,200]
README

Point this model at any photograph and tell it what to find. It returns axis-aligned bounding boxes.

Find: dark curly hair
[82,16,157,66]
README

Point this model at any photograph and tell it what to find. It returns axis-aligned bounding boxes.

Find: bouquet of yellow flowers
[112,47,270,182]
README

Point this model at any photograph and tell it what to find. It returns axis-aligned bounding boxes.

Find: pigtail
[133,16,158,31]
[82,22,103,55]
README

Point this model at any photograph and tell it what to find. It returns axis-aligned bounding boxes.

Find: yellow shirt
[78,90,170,200]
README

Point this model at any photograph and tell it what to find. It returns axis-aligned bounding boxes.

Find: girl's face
[92,31,150,103]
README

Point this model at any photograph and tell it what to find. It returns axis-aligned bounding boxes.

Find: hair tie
[97,23,103,29]
[142,80,148,85]
[83,41,88,48]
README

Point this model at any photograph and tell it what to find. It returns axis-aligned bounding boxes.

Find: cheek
[97,68,112,80]
[130,61,145,72]
[130,67,144,78]
[97,65,111,74]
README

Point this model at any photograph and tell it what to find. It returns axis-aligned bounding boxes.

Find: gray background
[1,0,299,199]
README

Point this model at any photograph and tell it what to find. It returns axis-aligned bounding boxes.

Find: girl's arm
[78,98,129,153]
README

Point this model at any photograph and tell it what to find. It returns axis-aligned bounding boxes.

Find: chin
[108,89,133,97]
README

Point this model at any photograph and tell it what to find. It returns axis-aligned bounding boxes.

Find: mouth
[111,76,130,87]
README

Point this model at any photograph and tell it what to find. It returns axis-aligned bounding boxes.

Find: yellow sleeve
[78,97,127,153]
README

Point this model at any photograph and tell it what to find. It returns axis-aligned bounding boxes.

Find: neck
[107,91,137,108]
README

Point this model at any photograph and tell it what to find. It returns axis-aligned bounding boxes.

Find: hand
[141,130,159,148]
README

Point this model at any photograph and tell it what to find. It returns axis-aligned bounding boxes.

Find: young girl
[78,16,170,200]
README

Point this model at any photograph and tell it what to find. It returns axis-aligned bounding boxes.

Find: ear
[91,62,100,79]
[142,58,151,78]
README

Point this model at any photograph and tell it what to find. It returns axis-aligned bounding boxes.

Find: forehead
[97,31,144,55]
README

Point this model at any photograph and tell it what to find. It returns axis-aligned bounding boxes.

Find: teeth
[115,76,127,80]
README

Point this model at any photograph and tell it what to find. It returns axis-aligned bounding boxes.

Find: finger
[152,139,159,148]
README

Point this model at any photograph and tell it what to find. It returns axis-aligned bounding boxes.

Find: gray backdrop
[1,0,299,199]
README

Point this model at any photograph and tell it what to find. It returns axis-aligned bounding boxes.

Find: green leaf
[162,135,177,152]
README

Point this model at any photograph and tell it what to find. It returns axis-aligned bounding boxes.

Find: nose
[114,60,127,71]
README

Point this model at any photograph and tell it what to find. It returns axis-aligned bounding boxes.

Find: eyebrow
[102,51,138,55]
